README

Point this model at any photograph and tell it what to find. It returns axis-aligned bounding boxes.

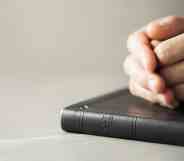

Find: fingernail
[160,98,178,109]
[165,104,176,109]
[164,89,179,109]
[157,94,176,109]
[159,100,176,109]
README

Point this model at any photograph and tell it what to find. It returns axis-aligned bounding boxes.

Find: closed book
[61,89,184,146]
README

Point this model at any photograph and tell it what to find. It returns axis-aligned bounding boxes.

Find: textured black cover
[61,89,184,146]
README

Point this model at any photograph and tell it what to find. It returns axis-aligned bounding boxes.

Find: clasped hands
[124,16,184,109]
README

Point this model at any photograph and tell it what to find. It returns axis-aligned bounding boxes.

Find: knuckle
[154,44,161,54]
[123,55,135,75]
[165,15,178,23]
[127,32,140,49]
[127,31,148,51]
[154,44,165,59]
[154,44,170,65]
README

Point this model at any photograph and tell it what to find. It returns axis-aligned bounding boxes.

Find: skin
[124,16,184,109]
[155,33,184,66]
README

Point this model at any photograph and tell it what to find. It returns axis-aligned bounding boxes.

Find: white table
[0,75,183,161]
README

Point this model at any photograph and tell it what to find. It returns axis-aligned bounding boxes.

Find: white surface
[0,77,183,161]
[1,134,184,161]
[0,0,184,160]
[0,75,125,139]
[0,77,184,161]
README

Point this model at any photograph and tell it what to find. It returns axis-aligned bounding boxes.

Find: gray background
[0,0,184,160]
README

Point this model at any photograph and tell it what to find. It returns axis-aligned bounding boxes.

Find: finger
[155,33,184,65]
[127,31,157,71]
[147,16,184,40]
[124,54,166,93]
[129,80,178,109]
[160,60,184,86]
[173,84,184,101]
[151,40,161,48]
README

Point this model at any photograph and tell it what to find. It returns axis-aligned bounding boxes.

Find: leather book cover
[61,89,184,146]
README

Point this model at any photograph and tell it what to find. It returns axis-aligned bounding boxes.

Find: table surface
[0,75,183,161]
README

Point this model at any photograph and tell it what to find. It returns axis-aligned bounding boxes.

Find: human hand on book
[124,16,184,109]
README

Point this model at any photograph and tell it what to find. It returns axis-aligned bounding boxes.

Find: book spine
[135,117,184,146]
[61,108,135,139]
[61,109,184,146]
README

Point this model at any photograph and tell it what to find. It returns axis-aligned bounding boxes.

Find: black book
[61,89,184,146]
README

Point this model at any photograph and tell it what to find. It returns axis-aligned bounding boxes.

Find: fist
[124,16,184,109]
[156,33,184,102]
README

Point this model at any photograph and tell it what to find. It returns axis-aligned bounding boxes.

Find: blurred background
[0,0,184,139]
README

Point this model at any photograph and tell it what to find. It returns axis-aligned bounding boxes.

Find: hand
[124,16,184,108]
[155,33,184,102]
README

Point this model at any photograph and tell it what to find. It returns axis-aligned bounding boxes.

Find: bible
[61,89,184,146]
